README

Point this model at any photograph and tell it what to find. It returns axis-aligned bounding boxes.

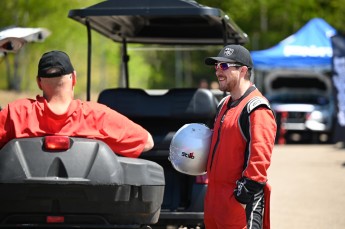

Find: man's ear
[240,66,249,78]
[36,76,43,90]
[72,71,77,86]
[241,65,248,73]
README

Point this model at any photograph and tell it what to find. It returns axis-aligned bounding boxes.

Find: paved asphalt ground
[268,144,345,229]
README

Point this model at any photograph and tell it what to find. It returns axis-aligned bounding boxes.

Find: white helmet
[169,123,213,176]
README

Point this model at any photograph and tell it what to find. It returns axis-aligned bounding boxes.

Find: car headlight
[305,110,329,131]
[308,110,324,122]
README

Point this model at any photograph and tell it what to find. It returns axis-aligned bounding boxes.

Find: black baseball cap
[205,44,253,68]
[37,50,74,78]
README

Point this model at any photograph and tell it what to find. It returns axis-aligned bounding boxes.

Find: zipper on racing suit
[209,86,256,171]
[209,107,230,170]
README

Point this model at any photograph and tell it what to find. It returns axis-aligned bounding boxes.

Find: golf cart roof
[68,0,248,45]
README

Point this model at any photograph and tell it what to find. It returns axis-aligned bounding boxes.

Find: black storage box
[0,137,165,228]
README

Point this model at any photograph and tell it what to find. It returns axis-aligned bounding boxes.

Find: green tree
[0,0,121,99]
[1,0,345,98]
[199,0,345,50]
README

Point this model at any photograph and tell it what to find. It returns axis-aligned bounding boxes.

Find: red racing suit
[204,85,277,229]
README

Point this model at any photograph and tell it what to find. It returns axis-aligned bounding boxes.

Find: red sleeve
[99,106,148,158]
[0,106,12,149]
[242,107,277,183]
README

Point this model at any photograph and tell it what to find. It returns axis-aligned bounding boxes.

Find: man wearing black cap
[203,45,277,229]
[0,50,154,157]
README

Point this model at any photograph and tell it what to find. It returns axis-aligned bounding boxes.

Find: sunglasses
[215,62,242,71]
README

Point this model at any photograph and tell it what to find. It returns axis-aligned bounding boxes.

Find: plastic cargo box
[0,137,165,228]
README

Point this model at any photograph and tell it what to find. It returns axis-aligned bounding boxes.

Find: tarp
[251,18,337,71]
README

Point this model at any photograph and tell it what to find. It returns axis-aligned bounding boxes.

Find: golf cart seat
[97,88,219,150]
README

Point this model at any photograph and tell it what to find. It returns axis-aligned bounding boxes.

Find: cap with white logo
[205,44,253,68]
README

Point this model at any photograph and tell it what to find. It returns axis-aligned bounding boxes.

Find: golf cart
[67,0,249,228]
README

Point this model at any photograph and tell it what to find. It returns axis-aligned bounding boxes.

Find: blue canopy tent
[251,18,336,72]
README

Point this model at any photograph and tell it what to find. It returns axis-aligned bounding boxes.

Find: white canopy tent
[0,27,51,56]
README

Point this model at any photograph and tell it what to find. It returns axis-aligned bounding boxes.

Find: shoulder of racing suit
[239,96,272,141]
[246,96,271,114]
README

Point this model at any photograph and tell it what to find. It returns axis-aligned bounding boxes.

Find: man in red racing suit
[204,45,277,229]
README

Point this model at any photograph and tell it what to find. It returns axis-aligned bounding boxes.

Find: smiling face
[215,63,244,92]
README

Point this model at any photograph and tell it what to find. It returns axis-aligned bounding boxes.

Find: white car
[264,70,335,143]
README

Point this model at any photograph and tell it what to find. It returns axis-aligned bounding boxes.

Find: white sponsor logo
[224,48,234,56]
[283,45,333,57]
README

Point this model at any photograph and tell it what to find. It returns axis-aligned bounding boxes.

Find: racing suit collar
[227,85,257,108]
